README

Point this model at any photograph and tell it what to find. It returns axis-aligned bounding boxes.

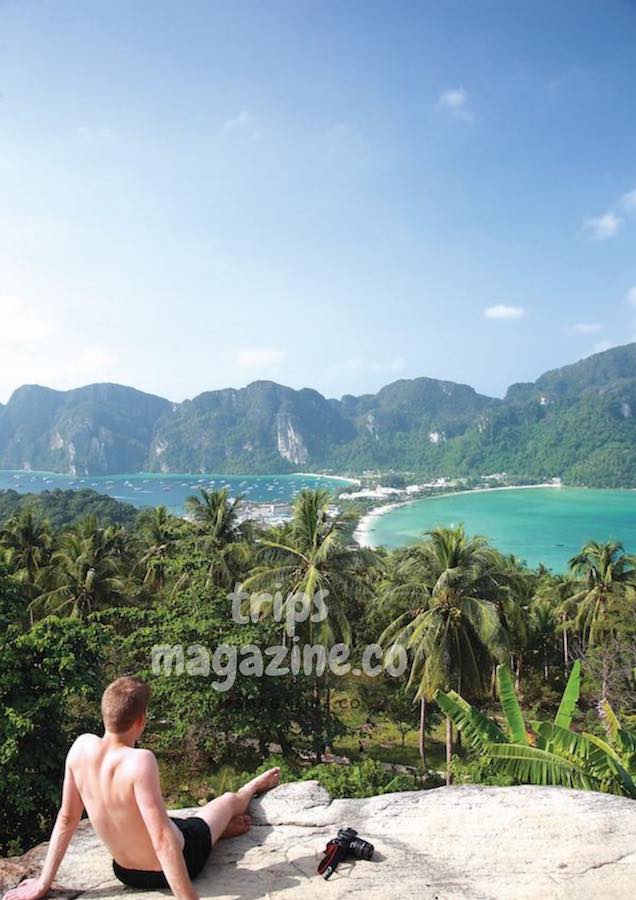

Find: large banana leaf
[554,660,581,730]
[583,732,636,791]
[601,699,636,765]
[533,722,636,798]
[435,689,507,749]
[497,664,527,744]
[486,742,603,792]
[601,698,622,743]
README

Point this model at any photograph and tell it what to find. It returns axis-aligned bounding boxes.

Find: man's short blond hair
[101,676,150,733]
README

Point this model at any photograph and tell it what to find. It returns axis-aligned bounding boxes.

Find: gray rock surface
[2,783,635,899]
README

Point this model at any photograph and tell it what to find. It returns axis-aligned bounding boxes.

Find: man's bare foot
[246,766,281,796]
[220,814,251,839]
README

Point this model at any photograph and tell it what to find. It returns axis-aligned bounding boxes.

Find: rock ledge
[1,783,635,899]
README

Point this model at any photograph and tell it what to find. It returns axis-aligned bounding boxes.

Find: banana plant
[436,661,636,798]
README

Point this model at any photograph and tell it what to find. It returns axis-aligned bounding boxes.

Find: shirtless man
[3,676,280,900]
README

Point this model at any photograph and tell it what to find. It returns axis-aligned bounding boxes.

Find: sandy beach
[354,481,562,548]
[296,472,361,486]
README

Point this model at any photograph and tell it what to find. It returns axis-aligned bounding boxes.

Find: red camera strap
[317,841,340,876]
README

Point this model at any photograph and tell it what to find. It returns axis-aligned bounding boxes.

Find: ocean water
[365,487,636,571]
[0,470,356,515]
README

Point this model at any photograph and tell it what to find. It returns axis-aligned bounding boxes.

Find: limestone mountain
[1,343,636,485]
[149,381,355,473]
[0,384,171,475]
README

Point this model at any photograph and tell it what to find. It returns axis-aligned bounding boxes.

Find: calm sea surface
[366,487,636,571]
[0,470,355,515]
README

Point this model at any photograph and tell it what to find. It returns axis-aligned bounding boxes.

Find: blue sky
[1,0,636,403]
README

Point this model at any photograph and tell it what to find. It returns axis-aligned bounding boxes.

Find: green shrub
[449,753,516,787]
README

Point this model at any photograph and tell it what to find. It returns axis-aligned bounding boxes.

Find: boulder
[2,783,635,899]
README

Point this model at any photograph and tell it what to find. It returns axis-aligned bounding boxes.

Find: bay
[0,470,356,515]
[364,487,636,571]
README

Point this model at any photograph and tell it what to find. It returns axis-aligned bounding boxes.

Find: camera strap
[317,840,343,879]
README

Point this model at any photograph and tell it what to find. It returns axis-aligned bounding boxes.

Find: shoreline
[295,472,361,485]
[354,481,563,548]
[0,468,360,486]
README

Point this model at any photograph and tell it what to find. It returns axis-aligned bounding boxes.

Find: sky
[1,0,636,404]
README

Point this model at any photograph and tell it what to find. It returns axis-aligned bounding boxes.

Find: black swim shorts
[112,816,212,889]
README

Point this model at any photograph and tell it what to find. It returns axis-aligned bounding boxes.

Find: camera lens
[348,837,375,860]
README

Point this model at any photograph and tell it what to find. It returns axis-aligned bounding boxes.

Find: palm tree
[245,489,375,643]
[245,489,377,761]
[184,488,251,590]
[35,516,127,618]
[538,573,581,674]
[489,552,533,691]
[528,596,556,681]
[567,541,636,698]
[379,526,509,781]
[138,505,177,590]
[185,487,245,541]
[0,508,52,583]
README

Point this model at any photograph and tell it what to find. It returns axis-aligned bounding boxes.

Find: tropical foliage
[437,662,636,797]
[1,486,635,857]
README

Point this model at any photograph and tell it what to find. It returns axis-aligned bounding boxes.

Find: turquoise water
[0,470,355,515]
[366,487,636,571]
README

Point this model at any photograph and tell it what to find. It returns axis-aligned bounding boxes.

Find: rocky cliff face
[4,343,636,482]
[1,783,634,899]
[0,384,171,475]
[276,412,309,465]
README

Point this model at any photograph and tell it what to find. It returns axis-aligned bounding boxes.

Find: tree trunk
[313,680,323,764]
[275,729,293,757]
[418,697,427,768]
[445,717,453,785]
[515,655,522,691]
[602,651,609,701]
[543,643,549,681]
[563,626,569,674]
[490,663,497,699]
[324,676,331,752]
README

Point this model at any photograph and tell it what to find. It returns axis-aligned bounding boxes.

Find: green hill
[2,343,636,486]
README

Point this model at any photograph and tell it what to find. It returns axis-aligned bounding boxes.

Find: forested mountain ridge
[0,384,171,474]
[1,343,636,485]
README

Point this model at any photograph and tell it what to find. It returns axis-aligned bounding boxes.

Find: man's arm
[133,750,198,900]
[3,746,85,900]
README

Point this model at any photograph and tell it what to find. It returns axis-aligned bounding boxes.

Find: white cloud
[583,212,622,240]
[621,188,636,211]
[566,322,603,335]
[483,304,525,320]
[594,339,615,354]
[0,297,121,400]
[234,347,286,370]
[437,87,474,122]
[221,110,260,138]
[627,286,636,307]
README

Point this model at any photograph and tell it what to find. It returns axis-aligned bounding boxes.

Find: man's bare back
[2,678,280,900]
[69,732,181,870]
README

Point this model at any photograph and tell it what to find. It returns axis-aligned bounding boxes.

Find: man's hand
[2,877,49,900]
